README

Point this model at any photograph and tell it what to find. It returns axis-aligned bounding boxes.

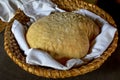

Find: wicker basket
[0,19,8,32]
[4,0,118,78]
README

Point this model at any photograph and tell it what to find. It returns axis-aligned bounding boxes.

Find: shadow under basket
[4,0,118,79]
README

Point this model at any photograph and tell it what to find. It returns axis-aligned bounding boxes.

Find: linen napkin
[1,0,117,70]
[0,0,24,22]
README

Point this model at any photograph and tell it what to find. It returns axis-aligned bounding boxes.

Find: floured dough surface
[26,12,99,60]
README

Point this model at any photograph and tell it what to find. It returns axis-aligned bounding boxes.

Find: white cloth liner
[0,0,117,70]
[0,0,24,22]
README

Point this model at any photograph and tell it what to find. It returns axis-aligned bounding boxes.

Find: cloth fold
[0,0,23,22]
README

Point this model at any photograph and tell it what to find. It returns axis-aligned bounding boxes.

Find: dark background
[0,0,120,80]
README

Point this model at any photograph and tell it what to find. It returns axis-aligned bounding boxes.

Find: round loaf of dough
[26,12,99,61]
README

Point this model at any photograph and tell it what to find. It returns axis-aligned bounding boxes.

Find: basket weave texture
[0,19,8,32]
[4,0,118,78]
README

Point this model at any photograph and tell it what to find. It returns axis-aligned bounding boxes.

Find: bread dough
[26,12,100,61]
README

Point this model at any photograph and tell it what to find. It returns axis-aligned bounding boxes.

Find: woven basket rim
[4,0,118,78]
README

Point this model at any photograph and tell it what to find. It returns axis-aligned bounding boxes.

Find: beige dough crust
[26,12,100,60]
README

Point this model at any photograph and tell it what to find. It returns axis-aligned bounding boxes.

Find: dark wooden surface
[0,0,120,80]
